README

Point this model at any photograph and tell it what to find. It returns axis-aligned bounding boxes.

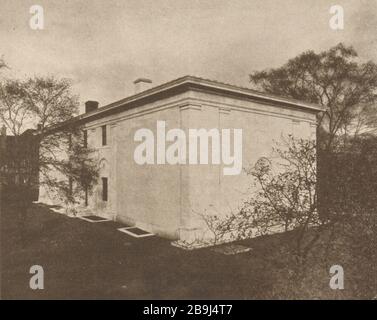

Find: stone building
[45,76,323,243]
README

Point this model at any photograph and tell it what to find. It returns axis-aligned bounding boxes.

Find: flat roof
[46,75,324,133]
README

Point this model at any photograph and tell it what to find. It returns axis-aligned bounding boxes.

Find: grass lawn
[1,203,374,299]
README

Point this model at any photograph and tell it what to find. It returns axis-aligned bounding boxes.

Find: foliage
[199,137,329,268]
[247,43,377,275]
[0,76,78,135]
[318,135,377,215]
[0,74,99,205]
[245,137,326,266]
[249,43,377,151]
[39,127,99,205]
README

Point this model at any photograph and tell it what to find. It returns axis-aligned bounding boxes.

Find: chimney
[85,100,99,113]
[133,78,152,94]
[1,125,6,136]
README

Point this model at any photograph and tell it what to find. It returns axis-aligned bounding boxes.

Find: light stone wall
[175,91,316,242]
[84,93,191,239]
[81,89,317,242]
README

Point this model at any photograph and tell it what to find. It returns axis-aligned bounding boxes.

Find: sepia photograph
[0,0,376,305]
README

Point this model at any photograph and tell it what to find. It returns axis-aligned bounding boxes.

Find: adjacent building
[0,126,40,203]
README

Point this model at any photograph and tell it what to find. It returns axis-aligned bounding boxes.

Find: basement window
[102,177,108,202]
[101,125,107,146]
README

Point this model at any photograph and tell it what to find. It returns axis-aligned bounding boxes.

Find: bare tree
[244,137,323,265]
[0,75,99,207]
[199,137,332,269]
[0,79,35,135]
[249,43,377,151]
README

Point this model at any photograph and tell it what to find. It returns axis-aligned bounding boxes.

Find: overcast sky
[1,0,376,113]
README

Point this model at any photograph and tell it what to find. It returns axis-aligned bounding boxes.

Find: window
[102,177,108,201]
[83,130,87,148]
[101,125,107,146]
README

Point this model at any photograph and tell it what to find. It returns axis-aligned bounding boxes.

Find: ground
[1,203,375,299]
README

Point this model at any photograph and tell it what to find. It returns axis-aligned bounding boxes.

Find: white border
[117,227,154,238]
[78,216,111,223]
